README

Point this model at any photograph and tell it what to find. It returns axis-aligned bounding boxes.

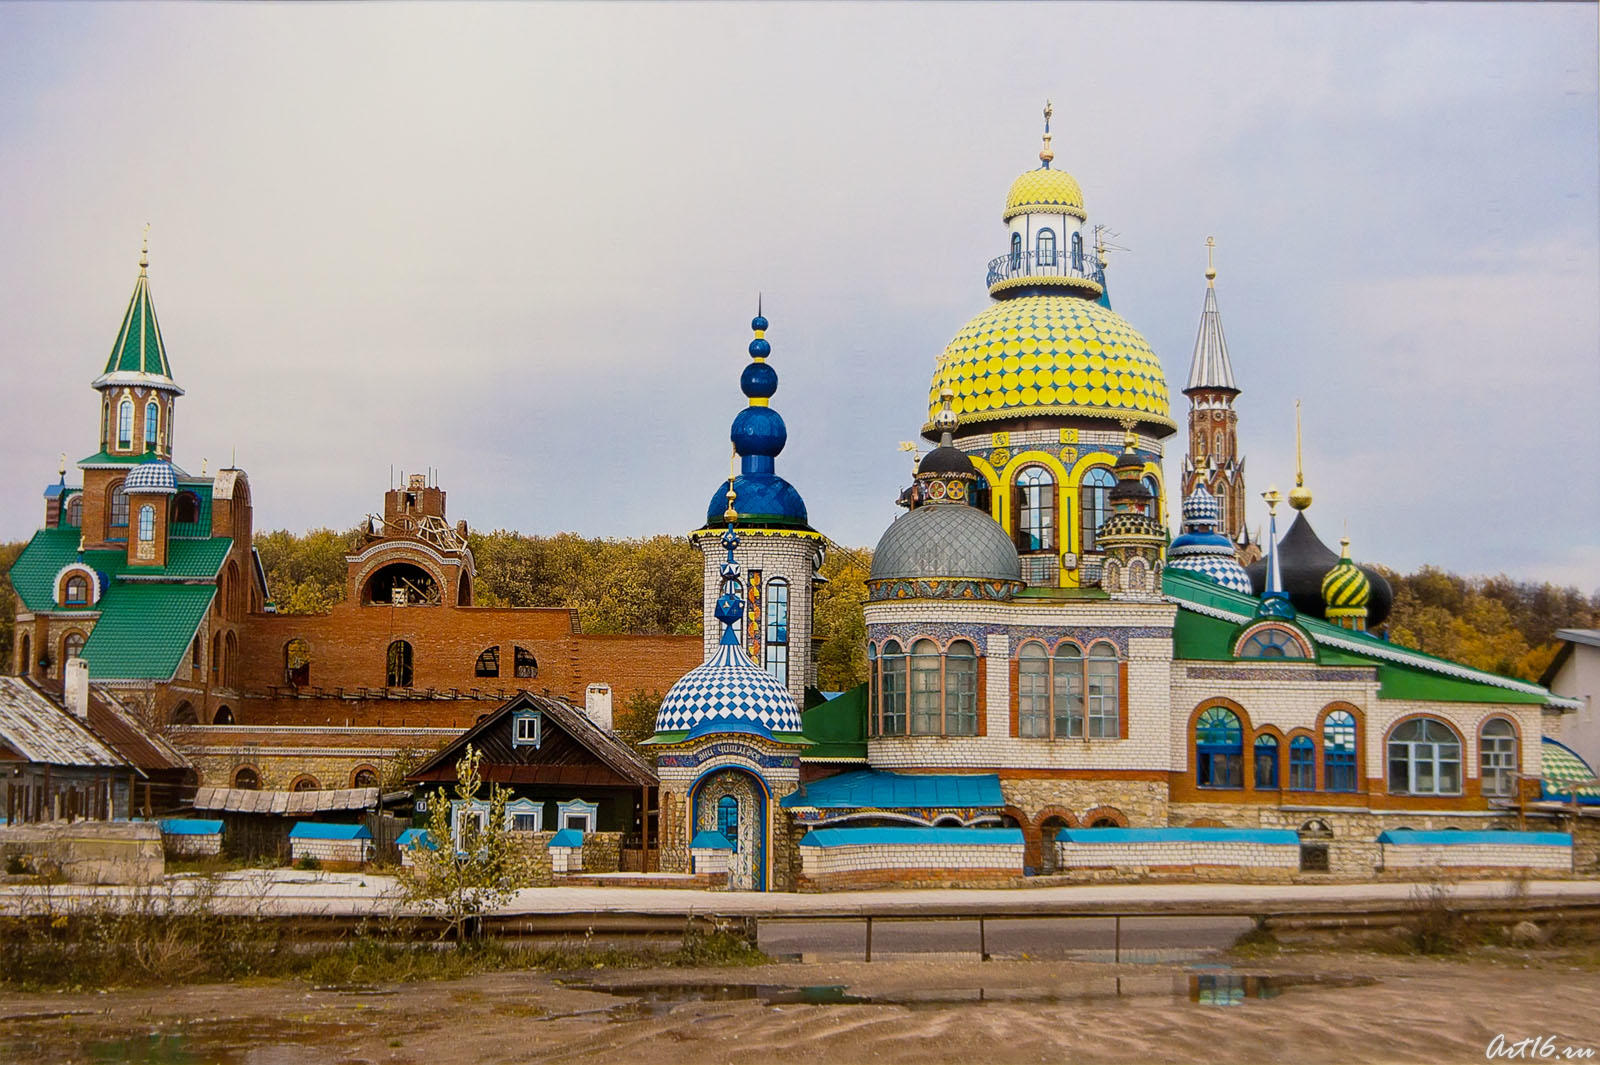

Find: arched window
[764,578,789,686]
[1214,429,1225,456]
[717,794,739,851]
[1238,625,1309,659]
[386,640,414,687]
[514,646,538,679]
[1480,719,1518,797]
[1140,475,1160,520]
[1036,228,1056,266]
[290,775,319,792]
[232,766,260,790]
[475,646,500,677]
[1255,734,1280,789]
[1018,642,1050,738]
[1214,484,1229,529]
[1289,736,1316,790]
[137,504,155,542]
[1388,719,1462,796]
[945,640,978,736]
[63,632,85,663]
[64,496,82,527]
[170,702,197,725]
[1053,643,1085,738]
[1086,643,1120,737]
[1323,711,1358,792]
[109,480,129,531]
[211,632,221,680]
[1015,467,1055,551]
[117,399,133,450]
[351,767,379,789]
[1071,231,1085,270]
[224,631,238,688]
[909,638,941,735]
[1195,707,1243,788]
[213,706,234,724]
[64,575,89,606]
[284,638,311,687]
[878,640,906,736]
[1010,231,1022,269]
[144,401,159,450]
[18,634,29,676]
[1079,467,1116,551]
[170,492,199,525]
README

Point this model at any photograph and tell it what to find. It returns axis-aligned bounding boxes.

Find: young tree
[399,745,533,942]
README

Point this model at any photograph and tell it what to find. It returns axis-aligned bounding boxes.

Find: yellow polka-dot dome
[927,295,1175,435]
[1004,167,1085,222]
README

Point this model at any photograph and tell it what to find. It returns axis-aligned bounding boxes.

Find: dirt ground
[0,950,1596,1065]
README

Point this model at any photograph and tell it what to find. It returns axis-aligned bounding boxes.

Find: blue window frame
[1036,228,1056,266]
[512,709,542,748]
[1080,467,1116,550]
[1195,706,1243,789]
[764,578,789,687]
[1254,735,1280,789]
[1071,232,1085,271]
[1323,711,1357,792]
[1289,736,1316,790]
[1239,626,1309,659]
[1010,231,1022,269]
[717,795,739,852]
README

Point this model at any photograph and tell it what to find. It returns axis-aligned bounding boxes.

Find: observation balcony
[986,248,1106,298]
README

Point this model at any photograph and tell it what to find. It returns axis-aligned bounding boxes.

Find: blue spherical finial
[732,406,787,457]
[748,336,771,358]
[741,360,778,399]
[714,591,744,626]
[751,315,768,332]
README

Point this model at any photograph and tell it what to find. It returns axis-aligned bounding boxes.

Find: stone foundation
[0,821,164,885]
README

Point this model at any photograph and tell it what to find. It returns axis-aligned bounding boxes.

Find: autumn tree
[814,544,872,691]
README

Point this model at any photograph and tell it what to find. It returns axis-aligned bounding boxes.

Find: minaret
[1182,237,1248,548]
[81,232,186,551]
[693,309,825,709]
[1256,487,1295,620]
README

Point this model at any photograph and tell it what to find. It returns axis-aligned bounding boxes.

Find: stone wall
[289,837,371,867]
[1378,842,1571,873]
[1055,838,1299,873]
[580,831,622,874]
[0,821,164,884]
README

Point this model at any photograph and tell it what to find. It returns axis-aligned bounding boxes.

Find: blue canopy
[799,827,1023,848]
[1377,829,1570,847]
[159,819,222,836]
[780,770,1003,810]
[689,831,735,851]
[1057,827,1299,845]
[548,828,585,848]
[396,828,437,850]
[289,822,372,840]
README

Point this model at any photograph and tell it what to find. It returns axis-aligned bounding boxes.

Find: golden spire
[1289,398,1312,511]
[1262,485,1283,516]
[1338,535,1352,560]
[1204,235,1217,285]
[1039,99,1055,167]
[723,450,739,523]
[139,223,150,276]
[57,452,67,478]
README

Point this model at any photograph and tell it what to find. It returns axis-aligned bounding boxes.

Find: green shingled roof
[102,266,173,380]
[80,583,215,680]
[8,528,232,615]
[801,684,867,761]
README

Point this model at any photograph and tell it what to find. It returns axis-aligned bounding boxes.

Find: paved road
[757,915,1252,961]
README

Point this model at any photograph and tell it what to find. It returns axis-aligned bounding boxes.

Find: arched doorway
[690,768,769,891]
[1037,811,1074,875]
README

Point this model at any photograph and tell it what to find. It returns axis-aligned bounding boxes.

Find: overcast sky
[3,4,1596,590]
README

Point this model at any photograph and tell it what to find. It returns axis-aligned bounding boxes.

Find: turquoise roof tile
[102,268,173,380]
[799,827,1023,848]
[80,583,216,681]
[780,770,1004,810]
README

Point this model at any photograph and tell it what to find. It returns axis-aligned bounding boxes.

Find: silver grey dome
[869,503,1022,583]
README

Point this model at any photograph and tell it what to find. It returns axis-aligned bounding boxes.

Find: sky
[2,3,1596,590]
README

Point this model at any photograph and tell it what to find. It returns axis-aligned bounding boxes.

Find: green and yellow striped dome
[926,294,1175,434]
[1004,167,1085,222]
[1321,543,1372,610]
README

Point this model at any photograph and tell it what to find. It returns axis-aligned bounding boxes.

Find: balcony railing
[987,249,1107,290]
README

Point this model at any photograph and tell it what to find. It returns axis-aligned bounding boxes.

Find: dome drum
[985,250,1105,300]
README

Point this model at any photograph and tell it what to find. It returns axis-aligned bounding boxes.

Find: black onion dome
[1247,513,1393,627]
[918,445,978,479]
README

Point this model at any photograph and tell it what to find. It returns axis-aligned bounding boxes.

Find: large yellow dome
[1004,167,1085,222]
[926,294,1175,435]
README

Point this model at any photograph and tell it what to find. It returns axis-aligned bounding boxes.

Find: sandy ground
[0,951,1596,1065]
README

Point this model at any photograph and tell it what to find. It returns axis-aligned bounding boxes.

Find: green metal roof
[800,683,868,761]
[102,267,173,380]
[8,528,232,615]
[77,451,158,467]
[1164,568,1554,705]
[79,583,215,681]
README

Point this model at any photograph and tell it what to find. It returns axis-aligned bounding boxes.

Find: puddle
[581,971,1378,1017]
[0,1020,352,1065]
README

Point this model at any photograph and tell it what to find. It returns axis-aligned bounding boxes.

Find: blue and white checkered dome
[1182,482,1220,527]
[1168,541,1253,594]
[123,460,178,495]
[654,635,802,738]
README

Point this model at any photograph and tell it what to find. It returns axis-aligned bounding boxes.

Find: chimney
[585,684,613,731]
[64,658,90,719]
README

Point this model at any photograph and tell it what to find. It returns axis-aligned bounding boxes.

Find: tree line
[2,532,1594,689]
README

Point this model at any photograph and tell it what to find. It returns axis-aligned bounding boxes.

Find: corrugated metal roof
[81,583,217,681]
[780,770,1004,810]
[289,821,371,840]
[192,786,378,815]
[160,819,223,835]
[0,677,123,767]
[1377,830,1570,847]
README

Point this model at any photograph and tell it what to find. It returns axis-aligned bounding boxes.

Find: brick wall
[1055,838,1300,871]
[1378,842,1571,872]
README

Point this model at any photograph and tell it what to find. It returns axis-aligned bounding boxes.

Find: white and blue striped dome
[1169,481,1251,593]
[655,634,803,739]
[1168,550,1254,594]
[123,460,178,495]
[1182,482,1220,526]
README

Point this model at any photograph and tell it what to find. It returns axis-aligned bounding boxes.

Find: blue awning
[1377,829,1571,847]
[780,770,1004,810]
[800,827,1023,848]
[1057,827,1298,845]
[690,831,735,851]
[159,819,222,836]
[548,828,585,848]
[289,821,371,840]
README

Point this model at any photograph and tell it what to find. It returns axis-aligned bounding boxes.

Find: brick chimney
[585,684,613,731]
[64,658,90,719]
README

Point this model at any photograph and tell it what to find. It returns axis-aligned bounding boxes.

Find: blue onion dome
[703,310,811,530]
[1247,512,1392,627]
[1168,477,1251,594]
[1182,481,1221,527]
[123,460,178,495]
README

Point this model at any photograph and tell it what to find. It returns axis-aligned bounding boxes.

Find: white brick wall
[695,532,824,706]
[691,848,731,875]
[800,842,1024,878]
[289,838,370,864]
[1055,839,1299,869]
[162,834,222,857]
[1380,842,1570,872]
